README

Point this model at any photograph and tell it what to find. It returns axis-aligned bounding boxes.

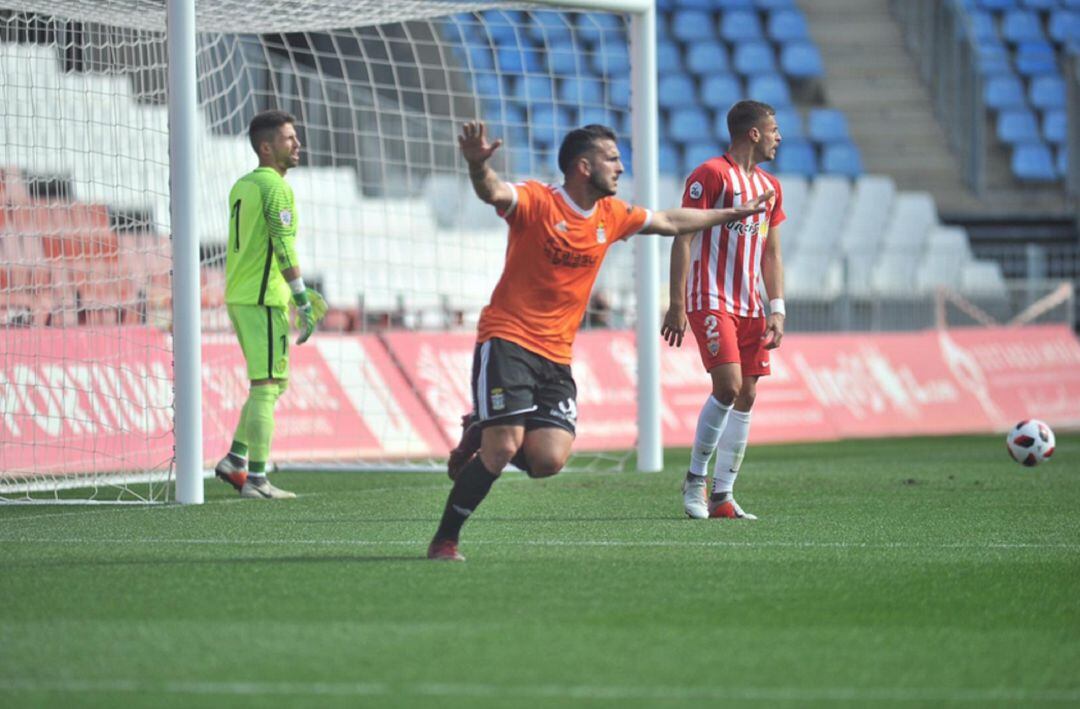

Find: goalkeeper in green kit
[214,110,326,499]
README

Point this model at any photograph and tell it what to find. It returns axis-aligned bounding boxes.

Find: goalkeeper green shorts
[226,304,290,381]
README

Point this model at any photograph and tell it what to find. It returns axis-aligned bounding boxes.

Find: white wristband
[769,298,786,316]
[288,277,306,295]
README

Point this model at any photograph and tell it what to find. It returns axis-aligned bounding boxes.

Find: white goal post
[0,0,660,503]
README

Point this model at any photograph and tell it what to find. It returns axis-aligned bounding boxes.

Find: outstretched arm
[459,120,515,213]
[639,190,774,236]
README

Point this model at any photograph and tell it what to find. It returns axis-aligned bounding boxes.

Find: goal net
[0,1,657,501]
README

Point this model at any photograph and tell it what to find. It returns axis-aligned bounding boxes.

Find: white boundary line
[0,678,1077,703]
[0,537,1076,551]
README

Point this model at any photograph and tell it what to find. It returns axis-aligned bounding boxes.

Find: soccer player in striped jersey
[662,100,787,521]
[213,110,322,500]
[429,121,773,561]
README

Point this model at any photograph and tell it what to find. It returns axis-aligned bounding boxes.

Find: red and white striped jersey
[681,154,786,317]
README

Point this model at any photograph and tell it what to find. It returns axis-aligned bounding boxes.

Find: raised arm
[459,120,515,213]
[639,190,774,236]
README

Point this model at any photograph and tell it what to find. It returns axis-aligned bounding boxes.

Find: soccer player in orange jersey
[428,121,774,561]
[661,100,787,521]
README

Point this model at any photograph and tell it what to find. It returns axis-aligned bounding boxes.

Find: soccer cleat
[214,454,248,492]
[240,477,297,500]
[427,538,465,562]
[708,497,757,520]
[681,474,709,519]
[447,413,482,481]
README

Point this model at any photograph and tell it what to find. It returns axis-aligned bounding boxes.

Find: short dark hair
[726,101,775,141]
[557,124,617,174]
[248,110,295,154]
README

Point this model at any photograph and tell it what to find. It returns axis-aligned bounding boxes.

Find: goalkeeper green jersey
[225,167,300,307]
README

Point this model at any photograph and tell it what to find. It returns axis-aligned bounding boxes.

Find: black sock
[510,448,531,476]
[434,455,499,541]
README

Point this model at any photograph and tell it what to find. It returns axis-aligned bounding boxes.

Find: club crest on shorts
[490,387,505,410]
[708,338,720,355]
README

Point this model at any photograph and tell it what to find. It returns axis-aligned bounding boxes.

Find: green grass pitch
[1,434,1078,708]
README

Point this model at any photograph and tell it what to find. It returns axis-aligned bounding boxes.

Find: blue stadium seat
[715,0,755,8]
[659,74,698,109]
[616,140,633,174]
[1043,108,1067,143]
[495,46,543,73]
[512,75,554,103]
[683,141,725,173]
[531,105,575,147]
[482,10,523,45]
[1001,10,1047,42]
[747,74,793,107]
[576,13,623,45]
[767,9,811,42]
[669,106,713,142]
[474,72,502,101]
[984,74,1028,108]
[979,0,1017,10]
[671,10,716,42]
[780,42,825,79]
[774,139,817,175]
[976,41,1012,73]
[578,106,618,129]
[559,76,604,104]
[1049,10,1080,43]
[1030,74,1066,109]
[756,0,797,9]
[773,107,804,139]
[808,108,850,142]
[1056,146,1068,177]
[464,43,495,71]
[996,107,1041,143]
[733,43,777,75]
[1014,41,1059,75]
[608,76,631,108]
[720,10,765,41]
[686,44,730,76]
[1021,0,1058,10]
[699,74,742,111]
[546,41,578,75]
[658,40,683,75]
[713,113,732,143]
[821,141,864,177]
[967,11,999,42]
[660,141,680,174]
[674,0,718,8]
[593,44,631,76]
[528,11,572,44]
[1011,142,1058,180]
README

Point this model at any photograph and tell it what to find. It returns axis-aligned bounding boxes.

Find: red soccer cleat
[427,538,465,562]
[214,455,248,492]
[708,497,758,520]
[447,413,481,480]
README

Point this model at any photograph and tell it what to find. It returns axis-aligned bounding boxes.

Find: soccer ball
[1006,419,1056,467]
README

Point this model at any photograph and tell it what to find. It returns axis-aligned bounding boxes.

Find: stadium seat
[772,172,808,237]
[673,0,717,8]
[976,41,1012,74]
[685,44,730,77]
[578,106,617,129]
[780,42,825,79]
[559,76,604,104]
[1049,10,1080,43]
[607,76,631,108]
[464,43,495,71]
[593,44,631,76]
[546,41,579,75]
[1043,108,1067,143]
[683,141,724,173]
[659,141,680,174]
[713,113,732,143]
[495,46,543,74]
[720,10,764,41]
[996,107,1041,143]
[837,174,896,256]
[961,260,1009,298]
[481,10,522,45]
[575,12,623,45]
[1001,10,1046,43]
[795,175,851,253]
[967,11,1000,42]
[774,139,816,175]
[984,74,1028,108]
[979,0,1017,10]
[1012,142,1058,180]
[1020,0,1056,10]
[756,0,797,10]
[1014,41,1059,75]
[669,106,712,143]
[530,105,574,147]
[733,43,777,75]
[715,0,755,8]
[1029,74,1066,109]
[671,10,716,42]
[767,9,811,42]
[821,141,864,177]
[657,40,683,75]
[528,11,573,44]
[699,74,742,111]
[1056,146,1068,177]
[747,74,792,107]
[773,107,804,139]
[881,192,938,250]
[807,108,850,142]
[658,73,697,109]
[511,75,554,102]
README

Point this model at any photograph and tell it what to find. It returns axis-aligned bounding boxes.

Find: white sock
[713,408,751,495]
[688,396,732,476]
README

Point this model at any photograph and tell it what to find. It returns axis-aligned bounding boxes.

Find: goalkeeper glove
[291,289,326,345]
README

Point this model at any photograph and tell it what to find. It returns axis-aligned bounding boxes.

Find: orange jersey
[476,181,652,364]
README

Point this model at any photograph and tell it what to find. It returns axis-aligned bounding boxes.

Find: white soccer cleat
[214,454,248,492]
[708,496,757,520]
[681,474,709,519]
[240,477,296,500]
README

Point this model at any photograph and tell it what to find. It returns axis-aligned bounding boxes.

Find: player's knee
[479,442,518,474]
[735,391,756,410]
[527,452,568,478]
[712,383,739,406]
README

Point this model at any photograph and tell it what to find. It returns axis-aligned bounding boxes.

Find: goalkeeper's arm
[281,265,326,345]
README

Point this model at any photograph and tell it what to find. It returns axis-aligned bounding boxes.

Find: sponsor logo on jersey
[724,219,764,236]
[279,209,292,226]
[543,238,599,269]
[688,181,703,200]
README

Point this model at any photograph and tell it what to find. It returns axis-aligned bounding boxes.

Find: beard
[589,171,617,197]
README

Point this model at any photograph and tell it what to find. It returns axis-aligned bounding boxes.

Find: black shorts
[471,338,578,436]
